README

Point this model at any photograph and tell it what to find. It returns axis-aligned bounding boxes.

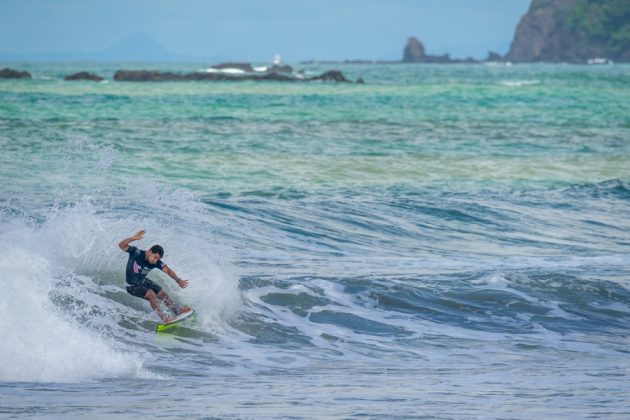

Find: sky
[0,0,531,62]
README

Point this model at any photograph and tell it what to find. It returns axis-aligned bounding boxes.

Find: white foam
[155,231,241,332]
[484,61,513,67]
[0,222,151,382]
[499,80,540,87]
[204,67,245,74]
[0,183,242,381]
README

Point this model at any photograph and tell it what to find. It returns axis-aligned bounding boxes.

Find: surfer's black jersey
[125,246,165,286]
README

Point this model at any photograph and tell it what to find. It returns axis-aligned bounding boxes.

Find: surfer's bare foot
[161,315,174,323]
[177,306,192,315]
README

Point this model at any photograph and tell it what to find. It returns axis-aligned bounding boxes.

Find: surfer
[119,230,191,322]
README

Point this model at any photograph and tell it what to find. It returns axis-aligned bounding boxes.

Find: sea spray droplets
[97,144,119,170]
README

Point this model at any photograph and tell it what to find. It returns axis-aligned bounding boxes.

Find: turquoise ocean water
[1,62,629,418]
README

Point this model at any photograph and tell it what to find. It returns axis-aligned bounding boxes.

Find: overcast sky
[1,0,531,62]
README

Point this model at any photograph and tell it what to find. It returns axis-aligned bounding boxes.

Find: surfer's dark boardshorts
[126,278,162,300]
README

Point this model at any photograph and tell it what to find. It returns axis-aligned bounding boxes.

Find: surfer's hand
[132,230,146,241]
[177,279,189,288]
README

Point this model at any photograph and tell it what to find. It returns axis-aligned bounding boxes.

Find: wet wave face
[0,63,629,417]
[1,160,628,382]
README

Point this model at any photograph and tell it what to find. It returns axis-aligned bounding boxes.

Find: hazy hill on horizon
[0,33,227,62]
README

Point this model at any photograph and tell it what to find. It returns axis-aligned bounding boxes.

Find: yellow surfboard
[156,309,195,332]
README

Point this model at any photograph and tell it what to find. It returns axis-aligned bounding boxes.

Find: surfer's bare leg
[145,289,172,322]
[156,289,191,315]
[156,289,179,313]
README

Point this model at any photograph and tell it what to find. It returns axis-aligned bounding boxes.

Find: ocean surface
[1,62,629,418]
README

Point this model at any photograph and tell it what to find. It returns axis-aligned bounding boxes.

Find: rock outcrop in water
[309,70,351,83]
[506,0,630,62]
[113,69,357,83]
[268,64,293,73]
[402,37,477,63]
[403,37,426,62]
[402,37,453,63]
[0,68,32,79]
[64,72,105,81]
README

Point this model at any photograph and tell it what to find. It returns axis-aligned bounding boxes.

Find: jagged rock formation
[402,37,477,63]
[403,37,426,62]
[507,0,630,62]
[0,68,31,79]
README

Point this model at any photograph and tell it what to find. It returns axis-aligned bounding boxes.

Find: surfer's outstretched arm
[119,230,145,251]
[162,265,189,289]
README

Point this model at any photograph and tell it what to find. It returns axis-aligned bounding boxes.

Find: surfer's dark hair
[150,245,164,258]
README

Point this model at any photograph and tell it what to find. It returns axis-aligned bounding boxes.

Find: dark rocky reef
[310,70,351,83]
[64,71,105,81]
[0,68,32,79]
[113,69,358,83]
[268,64,293,73]
[506,0,630,62]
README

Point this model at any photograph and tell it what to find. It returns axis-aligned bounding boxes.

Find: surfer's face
[145,250,161,264]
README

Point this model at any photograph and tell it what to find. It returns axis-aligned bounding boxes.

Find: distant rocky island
[310,0,629,64]
[112,68,360,83]
[405,0,629,63]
